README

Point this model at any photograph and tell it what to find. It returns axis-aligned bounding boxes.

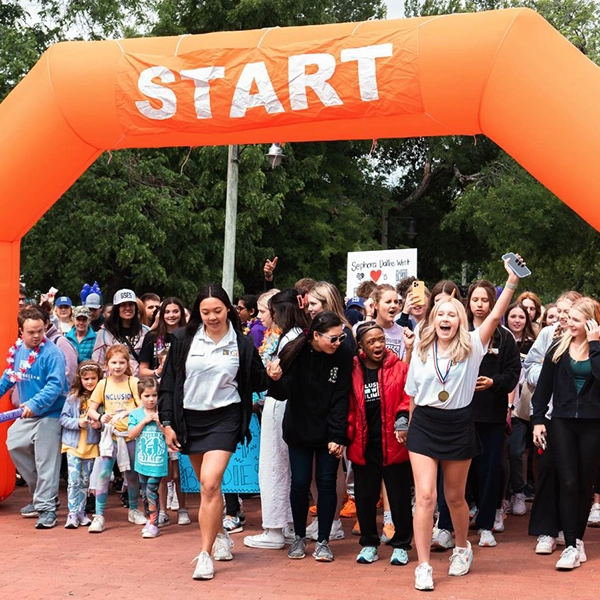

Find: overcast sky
[385,0,405,19]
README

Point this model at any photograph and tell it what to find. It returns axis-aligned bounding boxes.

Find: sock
[383,511,393,525]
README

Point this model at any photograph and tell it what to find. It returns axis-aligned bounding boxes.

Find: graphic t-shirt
[128,407,168,477]
[383,323,406,359]
[90,376,140,432]
[364,367,382,449]
[139,332,175,371]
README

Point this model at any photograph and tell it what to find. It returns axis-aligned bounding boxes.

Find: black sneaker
[35,511,58,529]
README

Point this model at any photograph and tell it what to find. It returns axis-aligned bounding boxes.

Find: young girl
[128,377,168,538]
[60,360,103,529]
[87,345,143,533]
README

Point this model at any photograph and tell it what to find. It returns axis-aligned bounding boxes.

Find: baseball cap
[345,296,365,310]
[56,296,72,307]
[84,293,102,309]
[113,289,137,305]
[73,306,91,320]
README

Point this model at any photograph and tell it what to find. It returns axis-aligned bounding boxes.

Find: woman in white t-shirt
[400,259,522,591]
[372,284,413,363]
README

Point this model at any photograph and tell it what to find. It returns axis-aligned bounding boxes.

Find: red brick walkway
[2,484,600,599]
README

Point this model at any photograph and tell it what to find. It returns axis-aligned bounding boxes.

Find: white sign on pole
[346,248,418,298]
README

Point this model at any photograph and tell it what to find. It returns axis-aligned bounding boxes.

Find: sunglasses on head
[317,332,347,344]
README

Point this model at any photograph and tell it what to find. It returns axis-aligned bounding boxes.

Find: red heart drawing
[370,269,382,283]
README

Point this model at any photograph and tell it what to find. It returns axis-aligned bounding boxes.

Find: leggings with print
[139,474,162,525]
[66,454,94,514]
[94,440,139,515]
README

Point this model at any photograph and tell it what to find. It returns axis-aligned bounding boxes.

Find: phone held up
[502,252,531,279]
[412,280,426,306]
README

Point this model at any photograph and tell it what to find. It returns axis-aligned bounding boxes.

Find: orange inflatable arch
[1,7,600,499]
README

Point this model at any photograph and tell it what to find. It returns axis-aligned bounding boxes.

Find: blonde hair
[552,297,600,363]
[257,288,279,310]
[417,298,472,364]
[309,282,347,325]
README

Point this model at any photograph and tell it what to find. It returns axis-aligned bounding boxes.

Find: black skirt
[182,403,240,455]
[406,404,482,461]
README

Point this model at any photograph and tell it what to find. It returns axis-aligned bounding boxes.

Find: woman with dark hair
[268,311,353,563]
[92,289,149,376]
[158,284,267,580]
[426,280,464,318]
[236,294,266,348]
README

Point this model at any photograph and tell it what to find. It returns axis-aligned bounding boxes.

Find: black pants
[508,417,532,494]
[353,448,413,549]
[288,446,339,543]
[224,493,241,516]
[552,417,600,547]
[528,418,561,537]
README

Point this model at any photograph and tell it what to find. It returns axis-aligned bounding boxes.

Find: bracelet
[162,420,172,427]
[505,282,518,291]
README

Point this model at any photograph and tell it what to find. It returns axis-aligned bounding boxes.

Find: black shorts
[182,403,240,455]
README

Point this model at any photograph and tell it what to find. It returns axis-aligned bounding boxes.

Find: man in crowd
[84,292,104,332]
[65,306,97,363]
[140,292,160,324]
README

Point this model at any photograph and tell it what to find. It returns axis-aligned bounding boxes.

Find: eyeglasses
[317,332,347,344]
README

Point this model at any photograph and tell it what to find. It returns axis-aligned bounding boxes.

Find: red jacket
[347,349,410,467]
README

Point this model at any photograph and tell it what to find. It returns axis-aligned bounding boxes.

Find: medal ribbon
[433,341,452,387]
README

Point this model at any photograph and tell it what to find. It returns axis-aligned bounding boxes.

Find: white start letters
[135,43,393,121]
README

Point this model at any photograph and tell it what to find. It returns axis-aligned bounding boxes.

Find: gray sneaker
[20,502,38,518]
[288,535,307,559]
[35,511,57,529]
[313,540,334,562]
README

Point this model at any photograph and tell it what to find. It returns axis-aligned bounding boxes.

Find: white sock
[383,511,393,525]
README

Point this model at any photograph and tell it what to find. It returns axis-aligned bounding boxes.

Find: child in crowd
[128,377,169,538]
[60,360,104,529]
[87,345,143,533]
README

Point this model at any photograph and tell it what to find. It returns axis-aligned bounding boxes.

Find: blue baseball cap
[56,296,72,307]
[346,296,365,310]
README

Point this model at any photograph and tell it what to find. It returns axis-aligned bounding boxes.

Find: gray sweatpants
[7,417,62,512]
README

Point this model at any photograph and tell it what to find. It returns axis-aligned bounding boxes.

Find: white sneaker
[158,511,170,527]
[166,481,174,510]
[431,528,454,550]
[244,528,285,549]
[511,493,526,516]
[468,505,478,529]
[213,532,234,561]
[283,524,296,544]
[502,498,512,515]
[556,546,580,570]
[536,535,557,554]
[588,503,600,527]
[415,562,434,591]
[576,539,587,563]
[448,541,473,576]
[88,514,105,533]
[128,509,147,525]
[170,488,180,511]
[178,509,191,526]
[307,518,345,541]
[492,508,505,533]
[306,518,318,539]
[557,530,566,546]
[478,529,497,547]
[192,551,214,580]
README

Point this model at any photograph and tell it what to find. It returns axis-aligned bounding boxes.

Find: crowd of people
[5,255,600,590]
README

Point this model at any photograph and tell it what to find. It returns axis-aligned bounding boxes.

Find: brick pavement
[2,483,600,600]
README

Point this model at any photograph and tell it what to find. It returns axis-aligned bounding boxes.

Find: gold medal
[438,390,450,402]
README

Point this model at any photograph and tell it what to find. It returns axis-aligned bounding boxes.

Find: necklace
[433,341,452,402]
[5,337,47,383]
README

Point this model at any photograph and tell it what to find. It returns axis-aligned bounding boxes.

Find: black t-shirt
[364,367,382,450]
[139,331,175,370]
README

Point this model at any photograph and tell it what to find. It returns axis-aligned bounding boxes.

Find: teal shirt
[570,357,591,394]
[128,407,168,477]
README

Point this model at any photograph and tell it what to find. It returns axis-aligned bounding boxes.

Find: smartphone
[502,252,531,278]
[412,280,425,306]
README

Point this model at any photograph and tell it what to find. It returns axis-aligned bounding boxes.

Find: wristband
[162,420,172,427]
[505,282,518,291]
[394,416,409,432]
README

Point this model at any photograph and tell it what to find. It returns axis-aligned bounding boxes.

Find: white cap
[113,289,137,305]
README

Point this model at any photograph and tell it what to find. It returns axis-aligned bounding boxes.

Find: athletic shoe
[313,540,334,562]
[166,481,174,510]
[35,511,57,529]
[192,551,214,580]
[588,503,600,527]
[431,528,454,551]
[306,518,319,539]
[468,505,479,529]
[535,535,557,554]
[502,498,512,515]
[170,490,180,511]
[213,532,234,561]
[88,515,105,533]
[77,511,92,526]
[284,524,296,544]
[340,497,357,518]
[381,522,395,543]
[414,562,434,591]
[448,541,473,576]
[492,508,505,533]
[511,493,527,516]
[576,539,587,563]
[20,502,38,518]
[556,546,580,570]
[128,508,147,525]
[352,520,361,536]
[64,513,79,529]
[307,518,345,541]
[142,522,160,538]
[356,546,379,564]
[158,510,170,527]
[178,509,191,526]
[478,529,497,547]
[244,528,285,550]
[222,515,244,534]
[557,531,566,546]
[288,535,307,559]
[390,548,410,566]
[523,483,535,502]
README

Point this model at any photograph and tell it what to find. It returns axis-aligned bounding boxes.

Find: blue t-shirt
[128,407,168,477]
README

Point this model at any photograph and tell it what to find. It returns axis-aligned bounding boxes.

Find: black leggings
[552,417,600,547]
